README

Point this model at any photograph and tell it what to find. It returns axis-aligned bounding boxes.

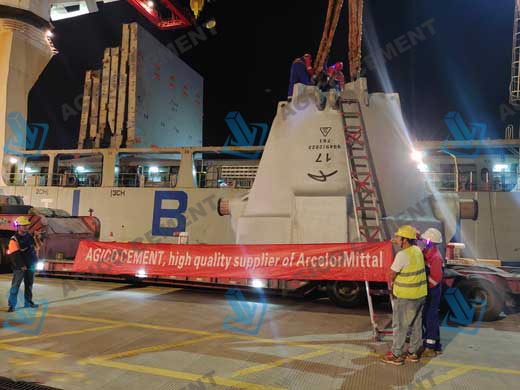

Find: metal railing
[202,165,258,189]
[115,173,178,188]
[6,173,103,187]
[424,172,519,192]
[51,173,102,187]
[6,173,48,186]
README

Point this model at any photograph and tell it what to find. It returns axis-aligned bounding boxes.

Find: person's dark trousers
[23,270,35,306]
[8,269,25,309]
[423,284,442,351]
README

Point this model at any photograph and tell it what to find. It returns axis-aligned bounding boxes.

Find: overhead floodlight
[411,150,424,162]
[76,166,85,172]
[493,164,509,173]
[149,166,159,173]
[417,163,429,173]
[9,157,18,164]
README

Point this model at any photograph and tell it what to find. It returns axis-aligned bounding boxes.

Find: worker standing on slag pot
[287,53,314,101]
[382,225,427,366]
[420,228,444,356]
[7,216,40,312]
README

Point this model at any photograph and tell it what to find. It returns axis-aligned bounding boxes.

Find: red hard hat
[335,62,343,70]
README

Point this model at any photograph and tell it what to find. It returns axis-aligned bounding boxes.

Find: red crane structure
[126,0,193,30]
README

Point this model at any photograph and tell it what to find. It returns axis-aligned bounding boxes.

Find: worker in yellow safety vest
[382,225,427,366]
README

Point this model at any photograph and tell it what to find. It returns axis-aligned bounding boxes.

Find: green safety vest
[393,246,427,299]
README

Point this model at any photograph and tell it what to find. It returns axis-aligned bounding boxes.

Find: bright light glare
[411,150,424,162]
[149,166,159,173]
[36,261,45,271]
[24,167,34,173]
[252,279,265,288]
[205,19,217,29]
[76,166,85,172]
[493,164,509,173]
[147,1,154,8]
[136,269,147,278]
[417,163,429,173]
[9,157,18,164]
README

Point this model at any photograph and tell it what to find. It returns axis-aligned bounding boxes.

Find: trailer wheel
[326,281,366,308]
[456,278,505,321]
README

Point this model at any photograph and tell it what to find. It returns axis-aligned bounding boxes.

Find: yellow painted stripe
[0,324,126,343]
[426,360,519,376]
[420,367,473,389]
[0,343,65,358]
[230,334,378,358]
[231,349,332,378]
[43,313,520,377]
[8,358,38,366]
[84,358,286,390]
[92,334,229,361]
[46,313,217,336]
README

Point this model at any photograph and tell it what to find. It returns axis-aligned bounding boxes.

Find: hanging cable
[348,0,364,80]
[314,0,335,73]
[320,0,344,71]
[314,0,344,74]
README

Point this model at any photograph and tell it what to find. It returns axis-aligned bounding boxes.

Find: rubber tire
[456,278,505,322]
[326,281,366,308]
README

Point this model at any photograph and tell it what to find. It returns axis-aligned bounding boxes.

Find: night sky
[28,0,518,150]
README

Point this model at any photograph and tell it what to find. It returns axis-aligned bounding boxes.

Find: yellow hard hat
[395,225,417,240]
[15,216,31,226]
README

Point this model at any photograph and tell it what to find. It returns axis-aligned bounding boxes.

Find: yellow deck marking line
[419,367,473,389]
[8,358,38,366]
[42,313,520,377]
[90,334,229,361]
[83,358,286,390]
[231,349,332,378]
[0,343,65,358]
[46,313,215,336]
[0,324,126,343]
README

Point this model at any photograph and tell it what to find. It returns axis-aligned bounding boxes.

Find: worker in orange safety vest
[6,216,41,312]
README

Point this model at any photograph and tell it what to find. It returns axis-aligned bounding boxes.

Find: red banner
[72,241,393,281]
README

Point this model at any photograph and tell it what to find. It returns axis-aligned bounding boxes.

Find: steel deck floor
[0,275,519,390]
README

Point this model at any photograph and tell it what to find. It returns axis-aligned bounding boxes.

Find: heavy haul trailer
[0,195,101,272]
[37,240,520,322]
[32,78,520,321]
[443,259,520,321]
[38,249,368,304]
